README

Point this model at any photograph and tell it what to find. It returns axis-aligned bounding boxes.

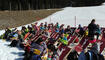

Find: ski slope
[0,3,105,60]
[38,3,105,27]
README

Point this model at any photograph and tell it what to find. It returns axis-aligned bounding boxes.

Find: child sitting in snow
[9,30,18,47]
[9,30,24,47]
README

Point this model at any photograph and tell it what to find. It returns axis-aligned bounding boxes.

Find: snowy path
[0,40,24,60]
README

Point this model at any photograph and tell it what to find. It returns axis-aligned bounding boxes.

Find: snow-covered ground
[0,3,105,60]
[0,40,24,60]
[38,3,105,27]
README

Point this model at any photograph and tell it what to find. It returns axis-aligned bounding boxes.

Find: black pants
[10,40,18,47]
[88,33,94,40]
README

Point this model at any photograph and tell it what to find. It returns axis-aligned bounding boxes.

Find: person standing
[82,19,98,49]
[88,19,98,40]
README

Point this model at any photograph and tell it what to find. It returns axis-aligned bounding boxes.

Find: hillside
[0,9,60,30]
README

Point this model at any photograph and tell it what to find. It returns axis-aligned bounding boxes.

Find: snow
[0,30,5,36]
[0,3,105,60]
[38,3,105,27]
[0,40,24,60]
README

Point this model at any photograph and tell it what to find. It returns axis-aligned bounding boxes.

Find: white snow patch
[0,40,24,60]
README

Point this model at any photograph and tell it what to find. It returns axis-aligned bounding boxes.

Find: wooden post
[75,16,77,27]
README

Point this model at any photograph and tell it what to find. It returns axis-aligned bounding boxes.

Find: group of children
[0,20,104,60]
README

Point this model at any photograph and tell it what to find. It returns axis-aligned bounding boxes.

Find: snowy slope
[0,3,105,60]
[38,3,105,27]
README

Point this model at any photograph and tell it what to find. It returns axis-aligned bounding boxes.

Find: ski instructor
[88,19,97,41]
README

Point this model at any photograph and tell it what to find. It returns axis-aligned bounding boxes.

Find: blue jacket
[31,54,41,60]
[78,51,86,60]
[40,27,45,30]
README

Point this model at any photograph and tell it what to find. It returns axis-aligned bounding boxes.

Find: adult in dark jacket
[88,19,97,40]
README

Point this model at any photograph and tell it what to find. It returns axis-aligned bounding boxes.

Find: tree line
[71,0,105,6]
[0,0,71,10]
[0,0,105,10]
